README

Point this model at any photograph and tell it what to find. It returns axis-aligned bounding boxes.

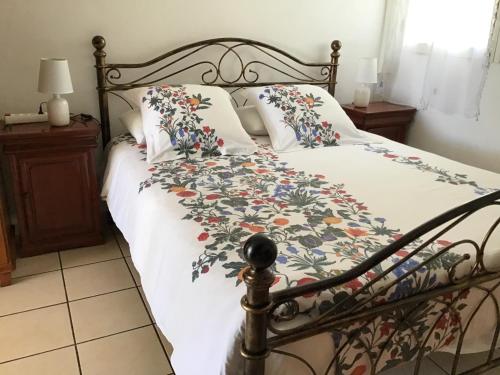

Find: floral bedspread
[106,134,499,375]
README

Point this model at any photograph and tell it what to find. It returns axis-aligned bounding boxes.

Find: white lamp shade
[356,57,378,84]
[38,58,73,94]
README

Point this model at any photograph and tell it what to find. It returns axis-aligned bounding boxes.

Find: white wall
[0,0,386,138]
[407,63,500,173]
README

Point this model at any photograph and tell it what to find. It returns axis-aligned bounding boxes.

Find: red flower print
[239,191,249,196]
[201,265,209,273]
[255,168,269,174]
[345,228,369,237]
[197,232,209,241]
[240,222,251,228]
[384,153,398,159]
[206,194,220,200]
[272,276,281,286]
[380,322,393,337]
[138,144,147,149]
[314,174,325,179]
[357,205,368,211]
[193,142,201,150]
[249,225,265,233]
[437,240,452,247]
[345,278,363,291]
[280,179,290,185]
[194,217,203,222]
[338,190,346,194]
[278,203,288,209]
[315,136,321,142]
[205,161,217,167]
[203,126,211,134]
[393,234,403,241]
[351,365,367,375]
[217,138,224,147]
[148,167,156,172]
[333,198,344,203]
[208,217,221,224]
[408,156,420,160]
[252,199,264,205]
[335,132,341,140]
[444,334,455,346]
[366,271,377,280]
[176,190,197,197]
[321,121,329,128]
[273,218,289,226]
[346,198,357,203]
[296,277,317,297]
[395,250,409,257]
[436,316,447,330]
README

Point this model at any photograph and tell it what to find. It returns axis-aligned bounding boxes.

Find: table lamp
[353,57,377,107]
[38,58,74,126]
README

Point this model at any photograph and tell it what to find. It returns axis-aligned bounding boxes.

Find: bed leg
[241,234,278,375]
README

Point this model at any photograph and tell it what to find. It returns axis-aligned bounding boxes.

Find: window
[379,0,498,118]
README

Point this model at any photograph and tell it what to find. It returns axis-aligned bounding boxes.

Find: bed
[93,36,500,375]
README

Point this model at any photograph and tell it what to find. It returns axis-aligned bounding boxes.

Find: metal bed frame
[92,35,500,374]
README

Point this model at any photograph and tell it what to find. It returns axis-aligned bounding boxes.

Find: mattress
[102,132,500,375]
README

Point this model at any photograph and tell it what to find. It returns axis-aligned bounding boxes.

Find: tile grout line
[113,227,175,373]
[57,251,83,375]
[0,324,159,366]
[427,355,451,375]
[11,254,125,282]
[0,344,76,365]
[11,268,61,280]
[0,286,138,319]
[0,301,67,319]
[77,323,154,345]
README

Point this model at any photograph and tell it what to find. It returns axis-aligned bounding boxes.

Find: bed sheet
[102,132,500,375]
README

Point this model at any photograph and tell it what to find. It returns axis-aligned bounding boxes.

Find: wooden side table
[341,102,416,144]
[0,116,104,260]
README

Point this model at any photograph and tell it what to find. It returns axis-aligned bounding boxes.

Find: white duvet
[102,132,500,375]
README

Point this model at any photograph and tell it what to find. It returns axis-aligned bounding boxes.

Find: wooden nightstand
[0,116,104,259]
[341,102,416,144]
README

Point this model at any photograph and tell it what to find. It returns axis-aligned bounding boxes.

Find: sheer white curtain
[379,0,497,118]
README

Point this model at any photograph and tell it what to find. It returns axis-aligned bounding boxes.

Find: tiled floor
[0,226,173,375]
[0,226,498,375]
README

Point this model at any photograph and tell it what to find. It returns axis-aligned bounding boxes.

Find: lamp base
[47,94,70,126]
[353,86,371,108]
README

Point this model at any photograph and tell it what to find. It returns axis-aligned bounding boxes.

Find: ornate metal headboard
[91,36,342,147]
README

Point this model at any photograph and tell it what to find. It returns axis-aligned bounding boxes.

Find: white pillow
[245,85,368,152]
[119,109,145,144]
[125,84,257,163]
[235,105,268,136]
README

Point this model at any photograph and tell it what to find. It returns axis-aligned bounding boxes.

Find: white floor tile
[11,253,60,279]
[0,346,79,375]
[60,237,122,268]
[0,271,65,316]
[430,351,500,375]
[63,259,134,301]
[78,326,172,374]
[70,288,150,343]
[0,304,73,363]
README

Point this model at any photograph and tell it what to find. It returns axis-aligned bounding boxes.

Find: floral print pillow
[125,85,257,163]
[245,85,369,152]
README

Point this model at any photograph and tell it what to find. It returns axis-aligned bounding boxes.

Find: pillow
[245,84,368,152]
[235,105,268,136]
[119,109,145,144]
[125,84,257,163]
